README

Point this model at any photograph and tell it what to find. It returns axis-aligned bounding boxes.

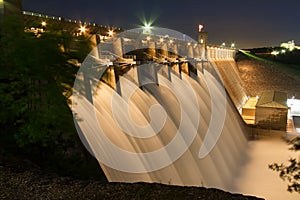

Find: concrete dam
[72,27,249,190]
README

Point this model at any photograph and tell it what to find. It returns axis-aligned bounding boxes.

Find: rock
[0,156,263,200]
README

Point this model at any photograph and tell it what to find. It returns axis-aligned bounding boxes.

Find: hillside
[235,51,300,98]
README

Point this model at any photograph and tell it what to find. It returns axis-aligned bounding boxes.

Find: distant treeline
[243,47,300,65]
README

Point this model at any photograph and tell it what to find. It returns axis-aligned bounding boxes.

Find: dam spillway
[72,28,248,190]
[213,58,248,110]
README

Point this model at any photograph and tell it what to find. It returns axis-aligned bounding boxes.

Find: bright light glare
[79,26,86,33]
[41,21,47,26]
[108,30,114,36]
[271,51,279,55]
[145,24,151,30]
[142,22,153,33]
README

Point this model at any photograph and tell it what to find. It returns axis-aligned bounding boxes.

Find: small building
[255,91,288,131]
[280,40,300,51]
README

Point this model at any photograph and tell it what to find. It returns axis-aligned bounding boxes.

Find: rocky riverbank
[0,156,263,200]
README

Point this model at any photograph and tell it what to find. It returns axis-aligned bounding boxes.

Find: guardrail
[22,11,121,30]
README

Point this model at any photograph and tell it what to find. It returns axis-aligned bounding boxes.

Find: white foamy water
[73,59,300,199]
[73,64,249,190]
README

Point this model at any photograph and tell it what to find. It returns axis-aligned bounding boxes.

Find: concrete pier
[88,26,237,97]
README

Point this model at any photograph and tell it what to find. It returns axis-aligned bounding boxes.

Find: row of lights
[207,46,235,53]
[145,37,192,47]
[271,49,286,56]
[145,36,202,47]
[30,13,236,50]
[24,11,121,31]
[40,19,234,49]
[221,42,236,48]
[79,25,115,37]
[142,23,236,49]
[40,20,115,36]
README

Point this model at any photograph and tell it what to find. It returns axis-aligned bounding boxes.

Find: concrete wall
[255,107,288,131]
[242,107,255,116]
[212,59,248,110]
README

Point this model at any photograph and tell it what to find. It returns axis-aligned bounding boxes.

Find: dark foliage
[0,15,105,180]
[269,137,300,193]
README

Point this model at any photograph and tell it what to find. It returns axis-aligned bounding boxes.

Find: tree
[269,137,300,193]
[0,15,83,153]
[0,14,105,179]
[0,15,28,139]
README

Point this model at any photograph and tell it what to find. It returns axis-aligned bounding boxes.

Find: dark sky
[23,0,300,48]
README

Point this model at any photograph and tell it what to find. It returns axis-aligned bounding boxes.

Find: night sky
[23,0,300,48]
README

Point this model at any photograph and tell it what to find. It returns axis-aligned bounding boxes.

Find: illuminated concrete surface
[242,97,258,125]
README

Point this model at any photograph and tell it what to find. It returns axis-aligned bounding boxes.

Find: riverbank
[0,156,262,200]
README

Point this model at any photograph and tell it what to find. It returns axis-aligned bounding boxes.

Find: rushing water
[73,61,249,190]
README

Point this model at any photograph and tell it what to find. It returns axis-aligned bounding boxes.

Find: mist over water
[233,135,300,200]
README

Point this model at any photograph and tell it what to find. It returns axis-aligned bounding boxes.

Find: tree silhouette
[269,137,300,193]
[0,15,101,179]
